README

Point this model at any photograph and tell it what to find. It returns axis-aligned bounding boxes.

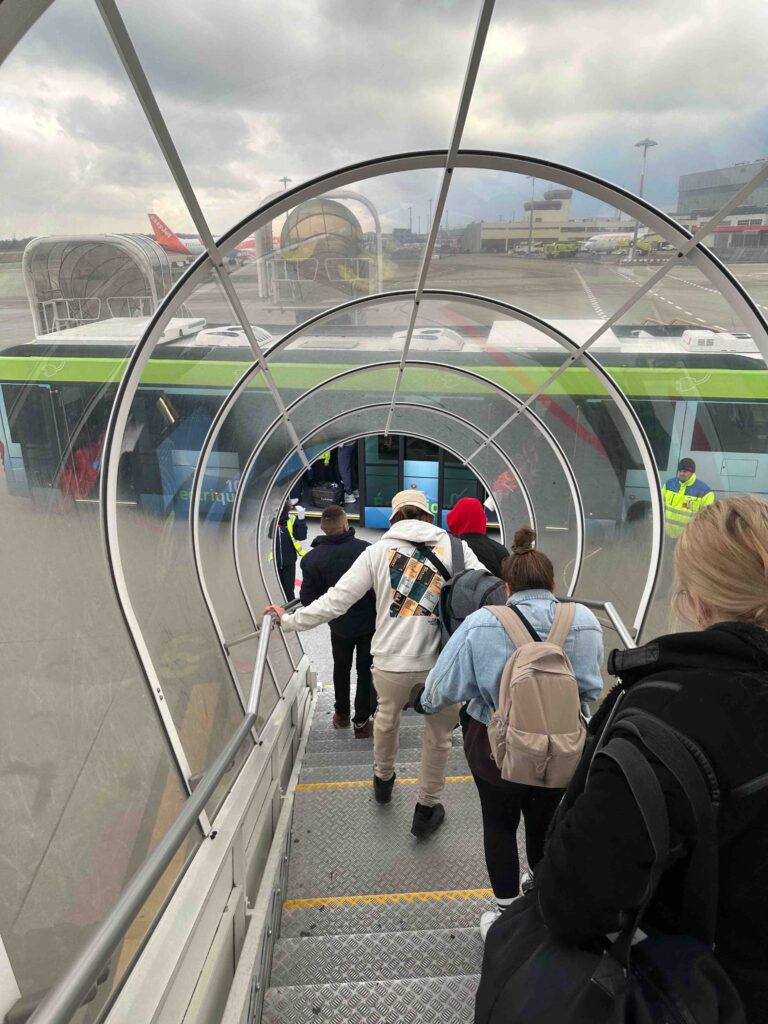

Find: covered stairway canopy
[1,0,768,1022]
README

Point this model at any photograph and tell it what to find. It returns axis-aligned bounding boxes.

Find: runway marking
[283,887,494,910]
[573,268,606,317]
[297,776,473,791]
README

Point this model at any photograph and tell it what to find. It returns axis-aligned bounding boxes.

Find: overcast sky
[2,0,768,238]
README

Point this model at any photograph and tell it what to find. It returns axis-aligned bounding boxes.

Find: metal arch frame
[383,0,497,435]
[238,402,535,622]
[218,280,662,634]
[189,356,585,663]
[186,293,585,643]
[90,145,768,812]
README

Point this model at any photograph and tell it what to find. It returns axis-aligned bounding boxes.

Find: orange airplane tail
[148,213,190,255]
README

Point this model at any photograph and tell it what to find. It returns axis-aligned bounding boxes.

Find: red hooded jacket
[446,498,509,578]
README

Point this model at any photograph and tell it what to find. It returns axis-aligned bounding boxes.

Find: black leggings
[472,773,563,900]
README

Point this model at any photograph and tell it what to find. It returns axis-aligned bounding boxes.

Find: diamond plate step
[287,780,492,899]
[280,890,495,938]
[300,755,469,785]
[270,927,483,987]
[261,973,479,1024]
[305,730,462,754]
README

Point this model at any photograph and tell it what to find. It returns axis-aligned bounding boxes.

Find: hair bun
[512,526,536,555]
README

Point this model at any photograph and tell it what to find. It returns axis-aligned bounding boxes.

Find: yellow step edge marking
[283,888,494,910]
[296,775,472,791]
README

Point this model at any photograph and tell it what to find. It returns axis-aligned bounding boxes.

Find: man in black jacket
[300,505,377,736]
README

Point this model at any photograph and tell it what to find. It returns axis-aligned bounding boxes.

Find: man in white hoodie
[266,489,484,838]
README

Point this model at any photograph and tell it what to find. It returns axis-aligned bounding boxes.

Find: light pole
[629,138,657,261]
[526,176,536,255]
[279,176,293,190]
[428,198,433,235]
[408,206,413,234]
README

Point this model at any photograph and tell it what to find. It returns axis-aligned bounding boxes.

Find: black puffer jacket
[537,622,768,1022]
[299,528,375,638]
[457,532,509,578]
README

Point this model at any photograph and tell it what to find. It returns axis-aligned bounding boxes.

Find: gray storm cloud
[1,0,767,236]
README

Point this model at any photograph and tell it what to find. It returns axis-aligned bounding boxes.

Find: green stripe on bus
[0,356,766,400]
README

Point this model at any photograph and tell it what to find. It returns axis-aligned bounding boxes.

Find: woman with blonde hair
[535,495,768,1020]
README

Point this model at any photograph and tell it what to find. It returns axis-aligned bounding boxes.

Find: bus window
[691,402,768,455]
[628,399,676,468]
[443,451,483,508]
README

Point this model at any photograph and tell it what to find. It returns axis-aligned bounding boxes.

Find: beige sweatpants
[372,666,460,807]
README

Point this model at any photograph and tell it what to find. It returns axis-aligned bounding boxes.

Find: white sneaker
[343,493,357,504]
[479,909,501,942]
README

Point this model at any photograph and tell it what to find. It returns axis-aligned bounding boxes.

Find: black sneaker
[410,802,445,838]
[373,772,395,804]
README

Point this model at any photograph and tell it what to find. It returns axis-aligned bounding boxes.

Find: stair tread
[262,973,479,1023]
[280,890,495,938]
[270,926,483,987]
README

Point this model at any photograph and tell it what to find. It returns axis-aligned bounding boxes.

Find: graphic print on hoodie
[387,547,443,617]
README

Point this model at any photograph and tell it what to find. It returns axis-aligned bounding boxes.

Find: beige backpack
[486,604,587,788]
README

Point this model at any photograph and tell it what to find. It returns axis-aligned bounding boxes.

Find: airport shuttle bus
[1,318,766,530]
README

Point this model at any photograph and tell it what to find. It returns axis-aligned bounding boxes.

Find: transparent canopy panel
[235,417,301,683]
[462,0,768,201]
[397,362,581,578]
[237,398,531,598]
[218,169,444,345]
[0,473,198,1007]
[119,0,479,227]
[0,0,197,352]
[425,168,691,322]
[114,281,265,809]
[508,363,660,645]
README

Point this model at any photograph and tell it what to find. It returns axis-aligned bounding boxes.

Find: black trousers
[330,630,376,723]
[472,773,564,900]
[278,562,296,602]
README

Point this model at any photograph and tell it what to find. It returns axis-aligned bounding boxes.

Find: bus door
[403,438,439,520]
[363,435,400,528]
[683,399,768,497]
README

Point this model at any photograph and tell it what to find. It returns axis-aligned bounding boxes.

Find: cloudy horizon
[2,0,768,239]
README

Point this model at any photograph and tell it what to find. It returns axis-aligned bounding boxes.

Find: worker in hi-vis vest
[268,501,309,601]
[662,457,715,539]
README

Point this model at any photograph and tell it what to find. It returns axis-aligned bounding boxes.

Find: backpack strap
[486,605,539,648]
[414,542,451,581]
[449,533,465,574]
[546,601,576,648]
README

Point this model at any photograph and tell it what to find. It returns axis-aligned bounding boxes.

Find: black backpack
[417,534,507,643]
[475,693,747,1024]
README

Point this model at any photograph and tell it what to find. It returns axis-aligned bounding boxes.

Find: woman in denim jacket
[417,527,604,939]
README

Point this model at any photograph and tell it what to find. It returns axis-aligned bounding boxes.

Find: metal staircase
[260,687,506,1023]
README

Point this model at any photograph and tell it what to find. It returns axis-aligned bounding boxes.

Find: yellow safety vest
[661,474,715,539]
[287,514,308,558]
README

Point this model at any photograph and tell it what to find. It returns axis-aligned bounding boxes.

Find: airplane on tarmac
[148,214,257,261]
[580,231,652,254]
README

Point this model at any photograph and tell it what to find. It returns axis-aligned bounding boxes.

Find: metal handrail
[26,601,298,1024]
[557,597,636,650]
[224,629,259,651]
